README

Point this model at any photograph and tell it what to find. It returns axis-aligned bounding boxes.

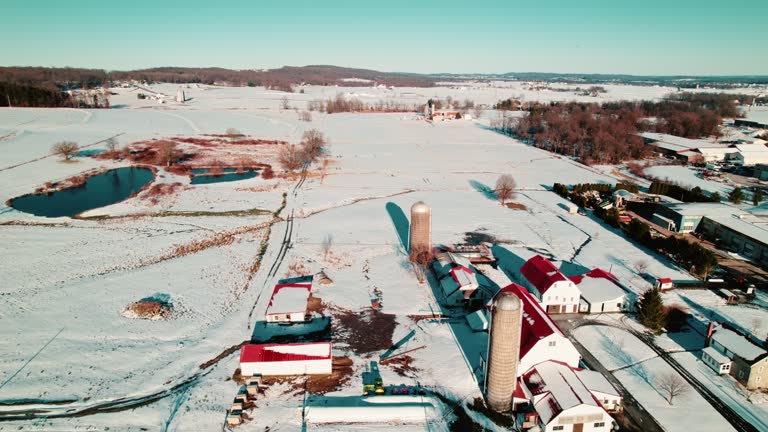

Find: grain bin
[485,292,522,412]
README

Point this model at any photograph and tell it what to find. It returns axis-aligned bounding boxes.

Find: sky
[1,0,766,76]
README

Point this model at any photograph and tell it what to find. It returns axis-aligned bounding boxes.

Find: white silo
[409,201,431,253]
[485,291,523,413]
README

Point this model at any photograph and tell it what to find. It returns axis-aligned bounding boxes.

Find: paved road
[555,316,664,432]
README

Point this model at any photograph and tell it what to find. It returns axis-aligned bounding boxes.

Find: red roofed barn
[240,342,332,376]
[520,255,581,314]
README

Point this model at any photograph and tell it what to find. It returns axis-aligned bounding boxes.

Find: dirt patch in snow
[122,294,174,320]
[504,201,527,211]
[382,354,420,377]
[332,308,397,354]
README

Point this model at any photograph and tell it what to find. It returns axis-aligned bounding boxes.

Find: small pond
[10,167,155,217]
[191,167,240,175]
[190,169,259,185]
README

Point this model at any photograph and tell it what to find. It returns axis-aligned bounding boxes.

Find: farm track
[0,133,125,172]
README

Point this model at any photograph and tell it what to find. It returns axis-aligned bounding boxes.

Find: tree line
[494,93,749,165]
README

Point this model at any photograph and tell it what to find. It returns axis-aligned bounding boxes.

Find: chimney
[705,322,715,346]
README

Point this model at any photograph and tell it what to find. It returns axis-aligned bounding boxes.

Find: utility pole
[6,94,10,108]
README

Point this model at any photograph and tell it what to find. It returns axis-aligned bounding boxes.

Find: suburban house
[481,283,581,376]
[433,252,481,307]
[569,269,628,314]
[520,255,581,314]
[518,360,619,432]
[709,328,768,389]
[240,342,332,376]
[266,280,313,323]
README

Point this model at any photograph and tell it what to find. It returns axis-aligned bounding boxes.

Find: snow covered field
[0,83,761,430]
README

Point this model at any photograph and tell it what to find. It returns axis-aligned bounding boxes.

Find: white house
[702,346,732,375]
[489,284,581,376]
[520,255,581,314]
[521,361,617,432]
[569,269,628,313]
[240,342,332,376]
[266,281,313,323]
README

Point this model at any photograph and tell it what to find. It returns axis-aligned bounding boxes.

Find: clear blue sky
[1,0,766,75]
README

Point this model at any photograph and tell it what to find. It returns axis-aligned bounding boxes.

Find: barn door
[573,424,584,432]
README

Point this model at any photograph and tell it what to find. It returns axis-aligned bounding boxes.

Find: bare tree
[320,158,331,184]
[495,174,517,205]
[299,111,312,122]
[301,129,328,163]
[656,372,689,405]
[633,260,649,275]
[225,128,242,138]
[409,246,434,267]
[51,141,80,161]
[281,96,291,110]
[321,234,334,260]
[278,144,303,171]
[472,105,484,120]
[156,141,180,167]
[104,137,118,158]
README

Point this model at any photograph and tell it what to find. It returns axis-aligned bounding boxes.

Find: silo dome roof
[495,292,521,311]
[411,201,430,214]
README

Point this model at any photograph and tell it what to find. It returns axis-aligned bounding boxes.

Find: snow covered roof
[706,214,768,246]
[702,346,731,365]
[574,369,620,397]
[240,342,331,363]
[711,329,767,362]
[490,284,564,359]
[735,143,768,153]
[639,132,722,151]
[520,255,569,295]
[523,361,602,425]
[663,202,747,218]
[569,269,626,305]
[697,147,739,155]
[613,189,636,198]
[267,282,312,315]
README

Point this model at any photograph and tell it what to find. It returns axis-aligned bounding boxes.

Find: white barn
[569,269,628,313]
[521,361,618,432]
[266,281,312,323]
[490,284,581,376]
[520,255,581,314]
[240,342,332,376]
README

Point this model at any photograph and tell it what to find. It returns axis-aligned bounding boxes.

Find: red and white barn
[519,360,618,432]
[240,342,332,376]
[266,281,312,323]
[520,255,581,314]
[569,268,628,314]
[489,284,581,376]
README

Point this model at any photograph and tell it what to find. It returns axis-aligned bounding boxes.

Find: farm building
[656,277,674,291]
[569,268,628,313]
[574,369,623,412]
[696,147,739,163]
[559,202,578,214]
[481,283,581,376]
[441,244,496,265]
[431,109,461,121]
[433,252,482,307]
[240,342,332,377]
[266,279,313,323]
[520,255,581,314]
[731,144,768,166]
[702,346,732,375]
[518,361,618,432]
[303,394,438,425]
[612,189,637,208]
[709,328,768,390]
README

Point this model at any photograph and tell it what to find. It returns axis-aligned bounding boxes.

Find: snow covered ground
[0,83,762,430]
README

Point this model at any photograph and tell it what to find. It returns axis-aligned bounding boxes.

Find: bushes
[648,180,718,202]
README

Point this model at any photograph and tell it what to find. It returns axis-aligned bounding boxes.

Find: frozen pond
[190,169,259,184]
[9,167,154,217]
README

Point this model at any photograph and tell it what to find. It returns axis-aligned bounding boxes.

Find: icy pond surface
[10,167,155,217]
[190,169,259,185]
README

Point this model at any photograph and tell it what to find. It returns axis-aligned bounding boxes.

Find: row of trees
[648,180,720,203]
[498,94,747,165]
[308,94,418,114]
[625,219,718,278]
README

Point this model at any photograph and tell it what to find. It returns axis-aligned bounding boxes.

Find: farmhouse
[520,255,580,314]
[487,283,581,375]
[519,361,618,432]
[569,268,628,313]
[266,279,313,323]
[240,342,332,377]
[709,328,768,390]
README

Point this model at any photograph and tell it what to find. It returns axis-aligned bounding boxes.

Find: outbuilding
[702,346,732,375]
[520,255,581,314]
[240,342,332,377]
[266,280,313,323]
[569,268,627,313]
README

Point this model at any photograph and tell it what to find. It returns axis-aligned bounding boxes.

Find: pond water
[10,167,155,217]
[190,169,259,185]
[190,167,239,175]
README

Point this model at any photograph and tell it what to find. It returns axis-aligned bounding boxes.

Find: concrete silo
[409,201,431,253]
[485,291,523,413]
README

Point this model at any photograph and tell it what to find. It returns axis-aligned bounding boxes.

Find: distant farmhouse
[640,132,768,165]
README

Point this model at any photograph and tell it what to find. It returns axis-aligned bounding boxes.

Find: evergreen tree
[729,187,744,204]
[638,288,666,333]
[754,189,764,206]
[710,191,721,202]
